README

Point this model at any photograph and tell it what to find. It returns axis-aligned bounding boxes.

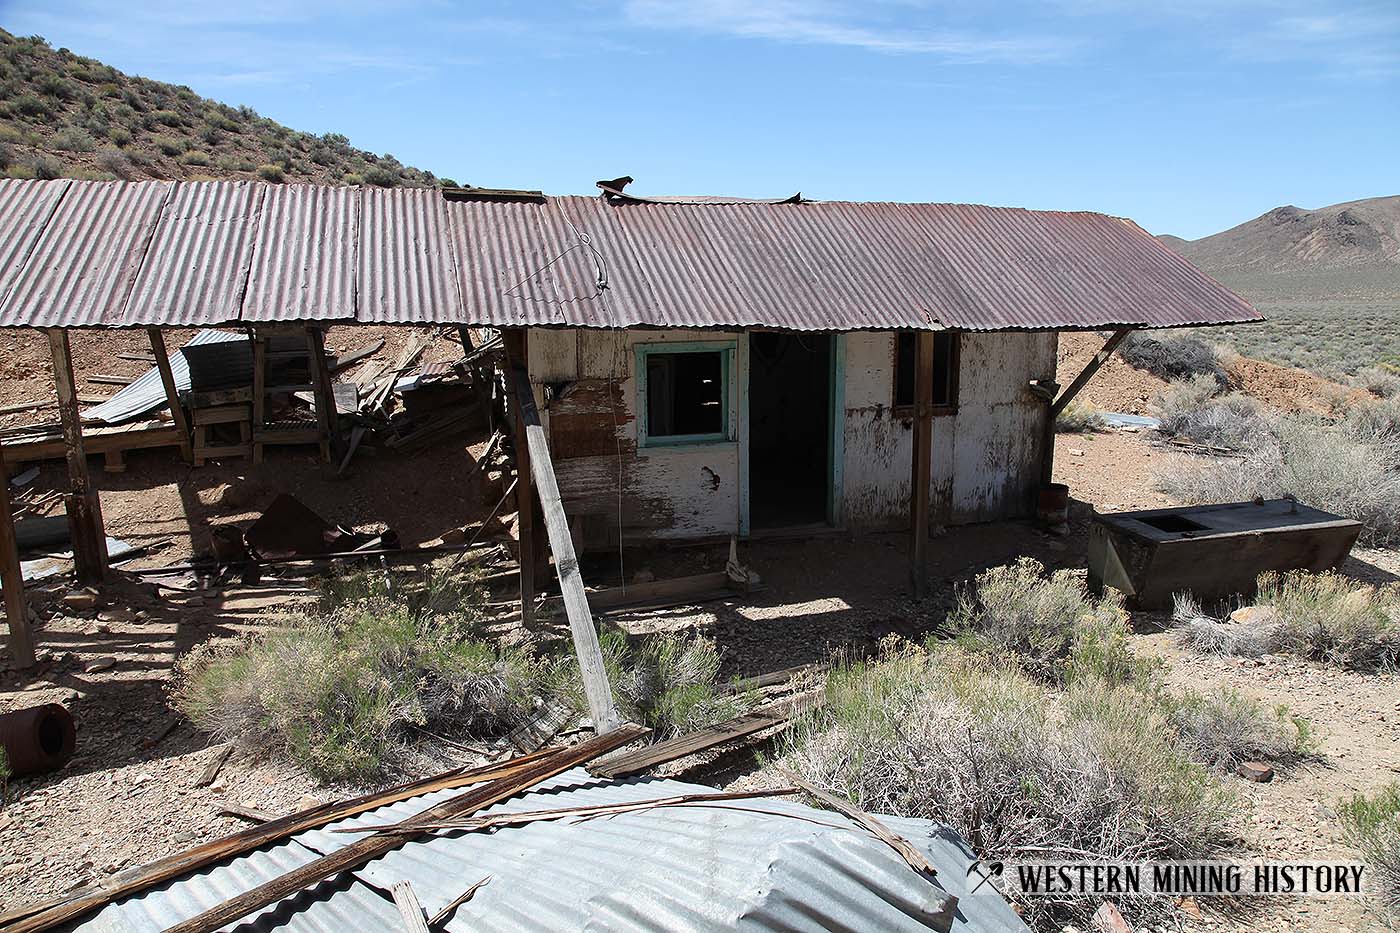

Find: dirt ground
[0,338,1396,930]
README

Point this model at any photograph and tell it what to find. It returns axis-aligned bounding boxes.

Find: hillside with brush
[1161,196,1400,373]
[0,29,449,188]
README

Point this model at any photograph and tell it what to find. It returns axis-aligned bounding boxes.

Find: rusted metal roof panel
[123,181,266,326]
[357,187,464,324]
[444,196,555,328]
[0,180,173,328]
[242,184,359,322]
[0,179,72,313]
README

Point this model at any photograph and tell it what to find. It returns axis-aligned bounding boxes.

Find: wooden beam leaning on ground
[161,724,647,933]
[508,362,622,733]
[0,746,566,933]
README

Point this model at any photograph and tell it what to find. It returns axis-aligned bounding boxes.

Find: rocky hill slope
[0,29,446,188]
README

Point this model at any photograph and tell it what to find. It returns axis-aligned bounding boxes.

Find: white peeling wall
[529,328,741,544]
[840,331,1057,530]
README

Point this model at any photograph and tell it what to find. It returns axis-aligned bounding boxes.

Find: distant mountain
[0,29,451,188]
[1161,196,1400,274]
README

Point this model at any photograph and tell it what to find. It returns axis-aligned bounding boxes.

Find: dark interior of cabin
[748,332,832,529]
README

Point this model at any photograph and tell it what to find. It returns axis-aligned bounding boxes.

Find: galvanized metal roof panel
[83,328,247,424]
[0,181,174,328]
[357,187,464,324]
[243,185,359,322]
[0,178,72,313]
[71,838,403,933]
[122,181,266,326]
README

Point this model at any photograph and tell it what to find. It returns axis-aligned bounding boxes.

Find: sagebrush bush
[1155,375,1270,449]
[1357,365,1400,399]
[946,558,1154,687]
[152,134,184,155]
[31,154,61,180]
[1055,398,1105,433]
[256,162,284,182]
[52,126,97,152]
[1118,332,1225,382]
[96,147,134,180]
[179,149,210,165]
[1339,784,1400,920]
[1172,593,1286,658]
[364,165,399,187]
[777,644,1238,931]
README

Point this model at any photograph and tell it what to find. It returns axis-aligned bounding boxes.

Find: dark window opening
[893,331,959,412]
[645,350,724,439]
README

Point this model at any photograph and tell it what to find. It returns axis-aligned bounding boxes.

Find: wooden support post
[502,331,537,625]
[48,329,107,586]
[1040,328,1132,485]
[251,332,267,465]
[0,441,33,668]
[305,326,337,463]
[457,325,475,353]
[508,363,622,733]
[910,331,934,597]
[147,327,192,463]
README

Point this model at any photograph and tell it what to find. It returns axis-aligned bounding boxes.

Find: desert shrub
[1172,593,1286,658]
[310,146,334,165]
[1055,398,1105,433]
[1356,365,1400,399]
[31,154,62,179]
[556,628,751,739]
[1155,374,1270,449]
[342,172,364,186]
[1118,332,1225,382]
[256,162,284,183]
[946,558,1154,687]
[440,177,460,188]
[151,134,184,155]
[1338,784,1400,920]
[0,124,20,144]
[199,123,223,145]
[149,108,182,126]
[179,149,210,165]
[0,143,10,169]
[1255,571,1400,669]
[174,561,548,782]
[95,147,134,179]
[777,644,1238,930]
[1156,412,1400,546]
[106,125,130,146]
[9,92,50,118]
[364,165,400,188]
[52,126,97,152]
[1164,686,1313,771]
[35,72,74,100]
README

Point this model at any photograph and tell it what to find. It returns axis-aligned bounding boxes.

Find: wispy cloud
[621,0,1073,62]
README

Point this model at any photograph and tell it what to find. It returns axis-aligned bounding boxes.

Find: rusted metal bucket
[1036,483,1070,526]
[0,703,76,777]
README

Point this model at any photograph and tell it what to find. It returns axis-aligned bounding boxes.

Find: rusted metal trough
[1088,498,1362,609]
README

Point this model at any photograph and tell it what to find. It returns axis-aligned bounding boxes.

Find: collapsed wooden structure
[0,177,1263,672]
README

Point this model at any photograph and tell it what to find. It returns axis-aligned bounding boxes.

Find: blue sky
[2,0,1396,238]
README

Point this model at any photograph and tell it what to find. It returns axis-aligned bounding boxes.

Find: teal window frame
[635,340,737,448]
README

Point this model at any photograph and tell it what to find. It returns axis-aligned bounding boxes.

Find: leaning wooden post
[909,331,935,596]
[147,326,193,463]
[48,328,107,585]
[507,364,622,732]
[0,440,34,668]
[305,326,338,464]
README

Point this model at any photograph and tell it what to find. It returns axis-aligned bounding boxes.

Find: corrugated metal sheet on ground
[83,329,247,424]
[0,180,1260,332]
[66,766,1028,933]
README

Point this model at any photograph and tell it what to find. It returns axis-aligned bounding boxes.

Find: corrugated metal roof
[65,767,1029,933]
[0,179,71,313]
[0,180,1260,332]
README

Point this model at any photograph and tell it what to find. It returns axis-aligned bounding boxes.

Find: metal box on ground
[1088,499,1362,609]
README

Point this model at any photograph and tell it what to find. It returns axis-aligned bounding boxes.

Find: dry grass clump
[1165,686,1314,771]
[557,628,753,740]
[1338,784,1400,920]
[1173,572,1400,670]
[1055,399,1105,433]
[175,561,549,782]
[1356,365,1400,399]
[777,643,1239,931]
[946,557,1155,687]
[1118,332,1226,382]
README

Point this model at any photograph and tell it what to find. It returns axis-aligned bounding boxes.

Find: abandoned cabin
[0,177,1259,660]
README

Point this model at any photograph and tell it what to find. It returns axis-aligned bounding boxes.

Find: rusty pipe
[0,703,76,777]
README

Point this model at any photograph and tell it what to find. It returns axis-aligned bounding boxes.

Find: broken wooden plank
[390,881,431,933]
[0,747,566,933]
[87,374,133,386]
[588,694,815,778]
[329,338,385,375]
[722,663,823,694]
[219,804,276,823]
[0,400,53,416]
[161,725,647,933]
[509,363,620,732]
[195,744,234,788]
[776,766,938,879]
[428,876,490,928]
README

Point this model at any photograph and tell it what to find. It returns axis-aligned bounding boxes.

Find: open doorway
[747,332,833,529]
